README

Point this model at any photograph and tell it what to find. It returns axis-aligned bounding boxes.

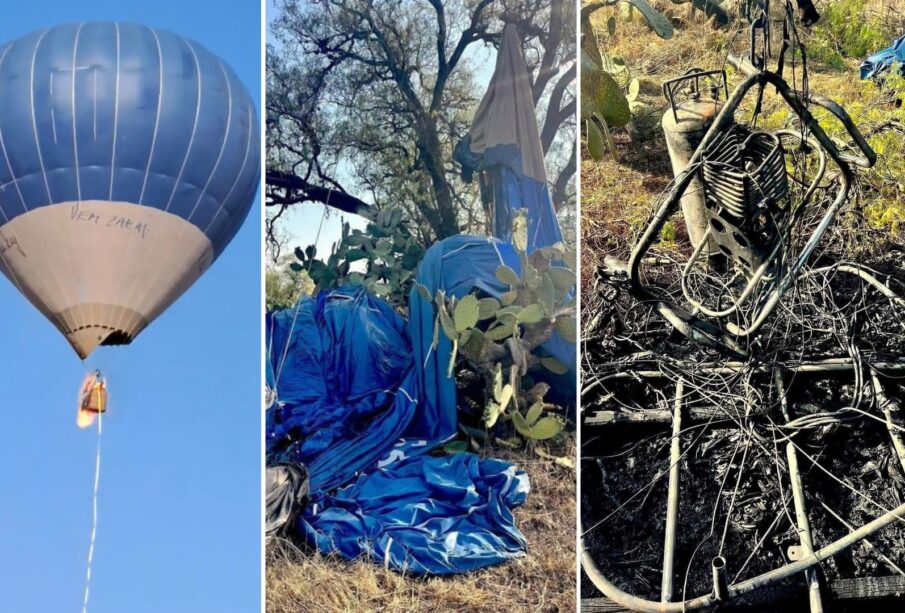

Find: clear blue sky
[0,2,261,612]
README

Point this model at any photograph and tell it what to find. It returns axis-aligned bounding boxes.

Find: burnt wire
[582,2,905,598]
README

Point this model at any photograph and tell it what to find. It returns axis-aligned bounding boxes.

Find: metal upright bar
[661,379,684,602]
[870,371,905,476]
[775,371,824,612]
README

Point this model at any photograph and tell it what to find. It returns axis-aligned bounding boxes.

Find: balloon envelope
[0,22,260,357]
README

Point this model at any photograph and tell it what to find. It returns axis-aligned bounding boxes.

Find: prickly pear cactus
[421,210,576,447]
[581,0,674,159]
[290,207,424,310]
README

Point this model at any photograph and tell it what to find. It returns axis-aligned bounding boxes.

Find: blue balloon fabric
[405,235,523,443]
[267,288,419,493]
[455,138,565,252]
[0,22,260,255]
[267,240,546,575]
[267,235,575,575]
[861,33,905,80]
[302,453,529,575]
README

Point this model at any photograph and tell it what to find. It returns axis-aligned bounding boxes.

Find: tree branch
[539,62,576,153]
[266,170,372,215]
[551,145,577,212]
[431,0,494,112]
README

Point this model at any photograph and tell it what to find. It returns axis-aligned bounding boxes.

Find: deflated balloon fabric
[301,453,530,575]
[455,140,564,253]
[453,24,564,254]
[265,237,571,574]
[406,235,521,444]
[861,33,905,80]
[266,287,418,493]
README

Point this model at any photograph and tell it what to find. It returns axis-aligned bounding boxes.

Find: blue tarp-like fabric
[406,235,522,441]
[861,34,905,79]
[301,454,529,575]
[266,272,534,574]
[266,288,419,493]
[455,139,564,252]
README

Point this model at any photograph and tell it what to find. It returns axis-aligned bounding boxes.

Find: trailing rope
[82,408,102,613]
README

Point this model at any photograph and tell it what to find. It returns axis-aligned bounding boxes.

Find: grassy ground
[266,441,576,613]
[580,0,905,298]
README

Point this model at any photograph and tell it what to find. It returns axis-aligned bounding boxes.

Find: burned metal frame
[585,3,899,611]
[627,54,876,358]
[663,69,728,123]
[582,361,905,612]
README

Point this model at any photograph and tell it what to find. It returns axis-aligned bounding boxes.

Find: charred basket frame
[628,54,876,357]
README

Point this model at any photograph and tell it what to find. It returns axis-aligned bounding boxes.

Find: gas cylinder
[661,91,726,255]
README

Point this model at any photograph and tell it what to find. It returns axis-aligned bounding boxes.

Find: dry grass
[266,441,576,613]
[580,0,905,297]
[580,4,732,294]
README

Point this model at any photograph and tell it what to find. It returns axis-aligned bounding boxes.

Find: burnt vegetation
[581,0,905,609]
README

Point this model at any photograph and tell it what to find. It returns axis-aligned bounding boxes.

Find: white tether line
[81,409,102,613]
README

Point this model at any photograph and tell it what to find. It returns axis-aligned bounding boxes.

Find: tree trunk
[415,117,460,239]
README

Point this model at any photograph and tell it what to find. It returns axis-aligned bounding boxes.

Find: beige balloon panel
[468,24,548,185]
[0,199,213,358]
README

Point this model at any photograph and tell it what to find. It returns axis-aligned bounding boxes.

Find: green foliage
[513,412,563,441]
[266,261,315,311]
[442,440,469,454]
[580,0,671,159]
[660,220,678,248]
[587,119,608,160]
[794,69,905,237]
[581,50,632,126]
[480,366,563,444]
[807,0,894,68]
[424,210,575,447]
[424,219,575,374]
[861,115,905,233]
[483,363,515,429]
[291,207,424,310]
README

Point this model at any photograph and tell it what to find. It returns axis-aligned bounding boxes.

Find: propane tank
[661,78,727,257]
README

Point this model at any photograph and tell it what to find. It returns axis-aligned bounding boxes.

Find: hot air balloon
[0,22,260,358]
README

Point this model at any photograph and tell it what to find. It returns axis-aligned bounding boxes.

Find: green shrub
[808,0,893,67]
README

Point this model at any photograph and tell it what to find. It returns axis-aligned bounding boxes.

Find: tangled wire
[581,2,905,607]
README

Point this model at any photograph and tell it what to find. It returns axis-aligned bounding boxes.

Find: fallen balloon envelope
[264,235,577,575]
